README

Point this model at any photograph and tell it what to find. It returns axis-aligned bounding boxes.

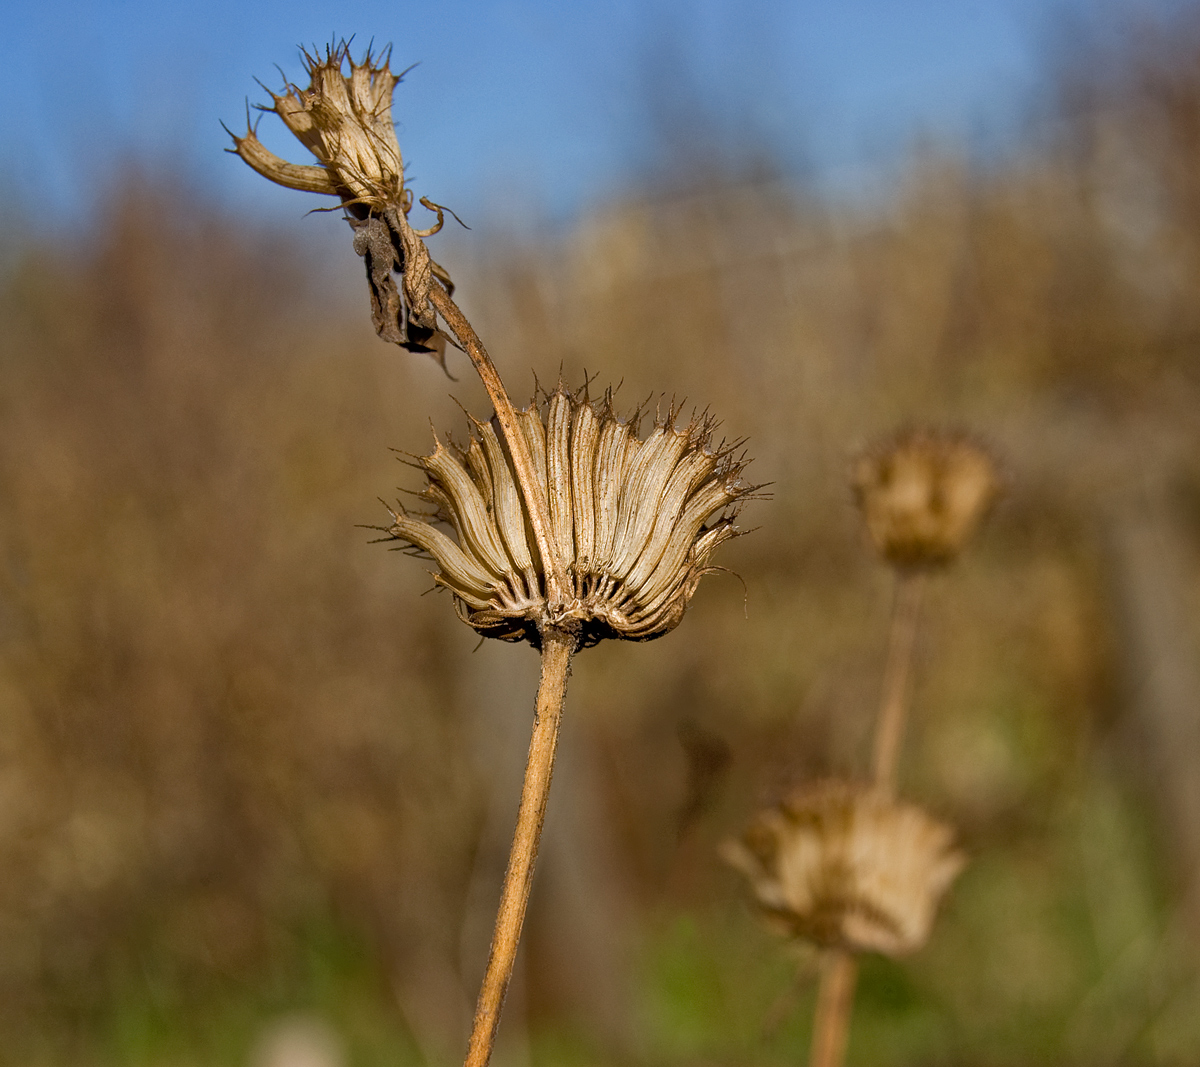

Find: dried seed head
[229,41,453,362]
[382,387,756,649]
[233,41,405,209]
[851,429,999,570]
[721,781,965,957]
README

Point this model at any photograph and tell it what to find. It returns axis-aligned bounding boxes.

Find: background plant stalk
[810,951,858,1067]
[808,570,926,1067]
[464,629,575,1067]
[871,572,926,797]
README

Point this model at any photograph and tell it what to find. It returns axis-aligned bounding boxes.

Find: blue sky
[4,0,1193,230]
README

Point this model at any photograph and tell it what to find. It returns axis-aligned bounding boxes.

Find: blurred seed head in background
[852,429,1001,570]
[721,781,966,957]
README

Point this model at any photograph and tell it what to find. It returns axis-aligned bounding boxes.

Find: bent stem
[464,629,576,1067]
[809,951,858,1067]
[428,282,567,607]
[870,570,926,797]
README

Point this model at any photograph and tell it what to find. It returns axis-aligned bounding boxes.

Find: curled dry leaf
[380,385,759,648]
[228,41,455,367]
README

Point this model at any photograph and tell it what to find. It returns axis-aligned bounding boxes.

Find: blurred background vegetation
[4,7,1200,1067]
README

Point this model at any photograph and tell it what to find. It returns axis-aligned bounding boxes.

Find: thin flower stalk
[871,570,926,796]
[810,952,857,1067]
[466,630,573,1067]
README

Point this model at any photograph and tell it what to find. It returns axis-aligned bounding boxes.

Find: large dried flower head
[851,429,999,570]
[381,386,756,649]
[722,781,965,957]
[229,41,452,361]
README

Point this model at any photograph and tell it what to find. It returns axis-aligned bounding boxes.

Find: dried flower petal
[852,429,1000,569]
[381,386,756,648]
[722,781,965,957]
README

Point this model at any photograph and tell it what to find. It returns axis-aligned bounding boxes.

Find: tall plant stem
[870,570,926,797]
[807,569,926,1067]
[809,951,858,1067]
[428,282,567,606]
[464,629,575,1067]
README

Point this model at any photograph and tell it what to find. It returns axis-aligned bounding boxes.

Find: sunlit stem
[463,629,575,1067]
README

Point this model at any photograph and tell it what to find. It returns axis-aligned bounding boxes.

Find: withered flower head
[722,781,965,957]
[229,41,452,361]
[232,40,405,209]
[382,386,756,648]
[851,429,999,570]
